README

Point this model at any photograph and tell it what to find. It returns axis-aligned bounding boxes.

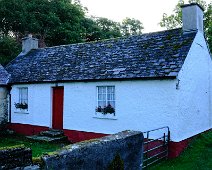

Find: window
[96,86,115,115]
[19,87,28,104]
[14,87,28,110]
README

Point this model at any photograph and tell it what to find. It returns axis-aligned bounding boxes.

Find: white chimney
[181,3,204,33]
[22,34,38,54]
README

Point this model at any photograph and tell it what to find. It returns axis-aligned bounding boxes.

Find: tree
[0,0,86,46]
[121,18,144,36]
[82,17,144,41]
[44,0,86,46]
[95,17,122,39]
[204,2,212,50]
[0,36,21,66]
[159,0,211,51]
[81,17,103,42]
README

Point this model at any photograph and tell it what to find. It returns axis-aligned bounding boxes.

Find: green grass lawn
[150,130,212,170]
[0,134,69,157]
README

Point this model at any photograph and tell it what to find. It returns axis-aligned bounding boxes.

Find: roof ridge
[39,28,183,50]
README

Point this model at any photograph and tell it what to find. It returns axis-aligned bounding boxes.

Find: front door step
[26,129,68,143]
[27,135,67,142]
[40,129,64,137]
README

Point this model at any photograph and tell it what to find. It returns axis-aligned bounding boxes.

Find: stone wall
[0,145,32,169]
[0,87,8,126]
[42,130,143,170]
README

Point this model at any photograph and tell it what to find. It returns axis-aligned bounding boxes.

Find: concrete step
[26,129,69,143]
[26,135,68,143]
[39,129,64,137]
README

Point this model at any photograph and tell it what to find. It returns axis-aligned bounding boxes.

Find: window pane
[19,88,28,104]
[102,87,106,93]
[19,89,22,103]
[107,87,115,99]
[98,94,102,100]
[111,94,115,100]
[22,99,28,104]
[107,94,113,100]
[98,87,102,94]
[98,101,106,107]
[108,101,115,108]
[103,94,106,100]
[98,86,106,94]
[22,89,28,100]
[107,87,111,93]
[98,94,106,101]
[107,86,115,93]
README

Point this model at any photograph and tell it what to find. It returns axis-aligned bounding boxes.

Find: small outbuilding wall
[0,87,8,125]
[0,145,32,169]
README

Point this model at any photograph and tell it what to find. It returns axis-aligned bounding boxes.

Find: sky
[80,0,211,33]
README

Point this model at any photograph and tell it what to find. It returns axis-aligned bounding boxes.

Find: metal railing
[142,126,170,169]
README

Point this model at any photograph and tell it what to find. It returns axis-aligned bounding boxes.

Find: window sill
[93,113,117,120]
[14,110,29,114]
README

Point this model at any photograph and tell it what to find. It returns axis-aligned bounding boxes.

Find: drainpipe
[7,86,12,123]
[8,93,11,123]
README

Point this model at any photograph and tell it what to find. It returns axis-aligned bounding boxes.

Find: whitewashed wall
[10,80,179,140]
[11,84,54,126]
[10,31,212,142]
[177,31,212,141]
[63,80,178,138]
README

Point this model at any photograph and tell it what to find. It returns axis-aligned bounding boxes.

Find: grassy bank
[150,130,212,170]
[0,134,69,157]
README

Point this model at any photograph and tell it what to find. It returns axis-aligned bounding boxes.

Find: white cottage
[4,3,212,157]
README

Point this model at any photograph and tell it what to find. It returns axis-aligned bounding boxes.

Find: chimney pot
[181,3,204,33]
[28,34,33,38]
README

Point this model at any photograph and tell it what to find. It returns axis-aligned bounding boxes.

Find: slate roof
[6,28,197,84]
[0,65,9,85]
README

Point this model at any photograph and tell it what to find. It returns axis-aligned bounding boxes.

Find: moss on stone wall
[0,144,25,151]
[32,157,44,167]
[107,154,124,170]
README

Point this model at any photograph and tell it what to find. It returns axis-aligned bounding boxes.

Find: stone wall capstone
[42,130,143,170]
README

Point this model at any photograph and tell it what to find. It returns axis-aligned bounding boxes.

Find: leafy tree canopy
[94,17,122,39]
[121,17,144,36]
[82,17,121,42]
[0,36,21,66]
[0,0,86,46]
[159,0,212,51]
[83,17,144,41]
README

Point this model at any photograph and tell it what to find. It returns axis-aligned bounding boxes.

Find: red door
[52,87,64,129]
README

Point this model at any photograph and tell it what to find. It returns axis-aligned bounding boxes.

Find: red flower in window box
[14,102,28,110]
[96,104,115,115]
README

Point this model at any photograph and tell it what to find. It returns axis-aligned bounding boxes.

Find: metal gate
[142,126,170,169]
